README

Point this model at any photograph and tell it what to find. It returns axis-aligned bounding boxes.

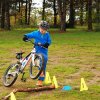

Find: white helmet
[39,21,50,30]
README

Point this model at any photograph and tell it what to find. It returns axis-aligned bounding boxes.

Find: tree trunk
[57,0,67,32]
[60,13,66,31]
[96,0,100,23]
[95,0,100,31]
[0,1,1,27]
[69,0,75,28]
[19,1,20,12]
[14,1,17,24]
[27,0,32,25]
[42,0,46,20]
[20,2,23,24]
[87,0,93,31]
[1,0,5,28]
[80,0,84,26]
[53,0,57,27]
[5,0,10,30]
[25,0,28,24]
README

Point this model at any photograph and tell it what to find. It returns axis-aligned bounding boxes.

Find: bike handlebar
[27,39,47,49]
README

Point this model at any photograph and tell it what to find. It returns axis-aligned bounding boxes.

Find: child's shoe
[36,80,43,87]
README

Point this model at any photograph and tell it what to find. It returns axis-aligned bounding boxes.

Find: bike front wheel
[30,53,44,79]
[3,63,19,87]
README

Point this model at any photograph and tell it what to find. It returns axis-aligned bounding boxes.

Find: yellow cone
[44,72,52,84]
[80,78,88,91]
[10,92,16,100]
[52,76,59,88]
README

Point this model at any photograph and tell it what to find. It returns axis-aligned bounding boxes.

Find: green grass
[0,27,100,100]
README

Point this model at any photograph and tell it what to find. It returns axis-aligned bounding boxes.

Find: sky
[32,0,43,8]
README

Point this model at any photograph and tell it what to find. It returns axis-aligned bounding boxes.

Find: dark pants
[38,53,48,81]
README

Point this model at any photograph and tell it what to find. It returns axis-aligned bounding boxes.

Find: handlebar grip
[24,39,47,49]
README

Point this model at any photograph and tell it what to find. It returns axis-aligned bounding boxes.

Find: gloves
[23,35,28,42]
[43,43,49,48]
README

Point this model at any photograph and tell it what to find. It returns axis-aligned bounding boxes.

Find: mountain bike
[3,40,45,87]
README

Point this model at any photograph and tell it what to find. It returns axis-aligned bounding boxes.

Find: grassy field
[0,27,100,100]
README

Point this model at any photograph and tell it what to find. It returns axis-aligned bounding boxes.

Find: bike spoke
[3,63,18,87]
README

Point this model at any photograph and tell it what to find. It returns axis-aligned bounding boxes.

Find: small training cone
[52,76,59,88]
[44,72,52,84]
[80,78,88,91]
[10,92,16,100]
[62,86,72,91]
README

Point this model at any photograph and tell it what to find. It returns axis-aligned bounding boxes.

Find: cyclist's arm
[24,31,38,39]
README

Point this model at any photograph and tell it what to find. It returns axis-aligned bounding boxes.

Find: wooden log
[2,85,55,100]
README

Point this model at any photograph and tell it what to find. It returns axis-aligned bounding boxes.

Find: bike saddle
[16,51,25,59]
[16,51,25,55]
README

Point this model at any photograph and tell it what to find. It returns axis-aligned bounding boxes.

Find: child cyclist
[23,21,51,86]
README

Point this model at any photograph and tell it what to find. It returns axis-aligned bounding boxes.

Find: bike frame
[19,48,36,71]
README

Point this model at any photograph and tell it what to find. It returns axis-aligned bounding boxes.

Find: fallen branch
[2,85,55,100]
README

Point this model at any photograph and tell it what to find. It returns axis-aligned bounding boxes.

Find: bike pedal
[21,78,26,82]
[21,72,26,82]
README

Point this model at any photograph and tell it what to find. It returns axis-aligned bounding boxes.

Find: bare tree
[25,0,28,24]
[27,0,32,25]
[5,0,10,30]
[95,0,100,31]
[1,0,5,29]
[80,0,84,26]
[69,0,75,28]
[57,0,67,31]
[53,0,57,27]
[42,0,46,20]
[87,0,93,31]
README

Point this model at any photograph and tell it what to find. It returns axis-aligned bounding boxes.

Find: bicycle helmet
[39,21,50,30]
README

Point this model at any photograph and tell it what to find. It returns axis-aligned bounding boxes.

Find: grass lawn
[0,27,100,100]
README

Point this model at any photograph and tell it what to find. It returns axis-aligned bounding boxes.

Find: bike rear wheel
[3,63,19,87]
[30,54,44,79]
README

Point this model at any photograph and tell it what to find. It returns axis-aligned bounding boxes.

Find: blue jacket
[25,30,51,56]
